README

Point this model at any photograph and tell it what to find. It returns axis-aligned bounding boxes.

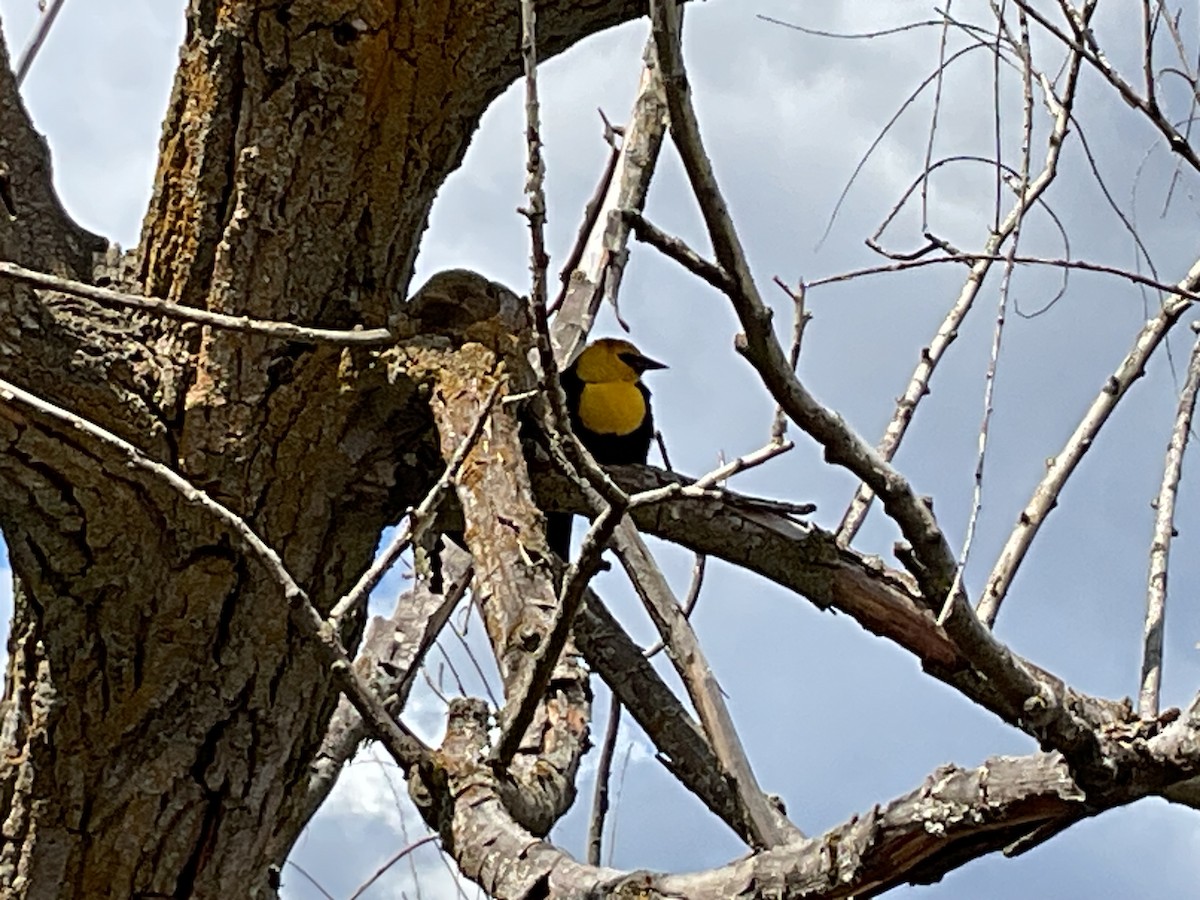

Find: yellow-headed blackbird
[547,338,667,559]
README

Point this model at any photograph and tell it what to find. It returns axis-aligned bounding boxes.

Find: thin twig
[759,12,1000,43]
[941,4,1035,625]
[283,861,336,900]
[432,641,470,697]
[605,743,635,868]
[644,553,707,659]
[548,115,622,316]
[624,210,734,294]
[836,6,1092,545]
[922,3,954,231]
[1139,329,1200,717]
[586,694,622,866]
[0,260,400,346]
[1153,0,1200,212]
[628,440,795,509]
[829,41,1006,251]
[347,833,441,900]
[377,748,425,900]
[447,612,501,710]
[422,666,454,707]
[770,279,810,444]
[1141,0,1157,109]
[14,0,67,86]
[806,252,1200,302]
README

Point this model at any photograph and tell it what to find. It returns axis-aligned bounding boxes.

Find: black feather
[548,357,656,559]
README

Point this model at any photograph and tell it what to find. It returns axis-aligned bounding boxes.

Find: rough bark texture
[0,2,651,895]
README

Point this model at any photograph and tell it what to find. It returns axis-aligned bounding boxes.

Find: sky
[2,1,1200,897]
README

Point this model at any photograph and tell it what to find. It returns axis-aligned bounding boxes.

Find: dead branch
[612,520,802,848]
[0,259,401,346]
[550,39,670,365]
[411,341,590,836]
[423,694,1200,898]
[837,7,1090,544]
[1139,329,1200,717]
[978,254,1200,625]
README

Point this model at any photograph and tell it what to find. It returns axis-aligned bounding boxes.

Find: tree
[1,1,1199,897]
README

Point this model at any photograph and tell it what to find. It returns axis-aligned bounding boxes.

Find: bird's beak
[627,353,668,373]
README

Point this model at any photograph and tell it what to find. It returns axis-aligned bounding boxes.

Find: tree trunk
[0,2,648,895]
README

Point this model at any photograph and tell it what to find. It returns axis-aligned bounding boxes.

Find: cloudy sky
[2,1,1199,897]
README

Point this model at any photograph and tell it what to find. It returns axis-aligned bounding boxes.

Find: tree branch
[1139,328,1200,717]
[837,2,1092,544]
[612,520,802,849]
[0,260,401,346]
[979,254,1200,624]
[422,694,1200,899]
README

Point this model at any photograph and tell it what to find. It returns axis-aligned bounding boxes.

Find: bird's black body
[546,339,665,560]
[559,366,656,465]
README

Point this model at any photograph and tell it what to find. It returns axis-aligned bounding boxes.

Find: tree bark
[0,2,651,895]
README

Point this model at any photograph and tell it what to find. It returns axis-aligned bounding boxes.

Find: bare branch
[1011,0,1200,171]
[979,255,1200,625]
[770,279,810,444]
[1139,328,1200,717]
[550,40,669,365]
[837,7,1091,544]
[624,210,734,294]
[548,116,621,318]
[347,834,441,900]
[0,260,401,346]
[628,440,797,509]
[644,552,706,659]
[586,695,621,866]
[612,520,802,849]
[13,0,67,86]
[941,4,1036,625]
[650,0,957,604]
[431,694,1200,899]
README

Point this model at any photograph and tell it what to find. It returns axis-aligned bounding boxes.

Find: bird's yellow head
[572,338,667,384]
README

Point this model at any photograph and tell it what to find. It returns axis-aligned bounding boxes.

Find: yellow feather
[573,339,642,383]
[578,381,646,436]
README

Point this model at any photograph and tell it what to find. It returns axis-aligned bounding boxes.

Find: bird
[547,337,667,560]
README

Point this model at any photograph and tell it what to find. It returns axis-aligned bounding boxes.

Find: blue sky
[2,1,1199,896]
